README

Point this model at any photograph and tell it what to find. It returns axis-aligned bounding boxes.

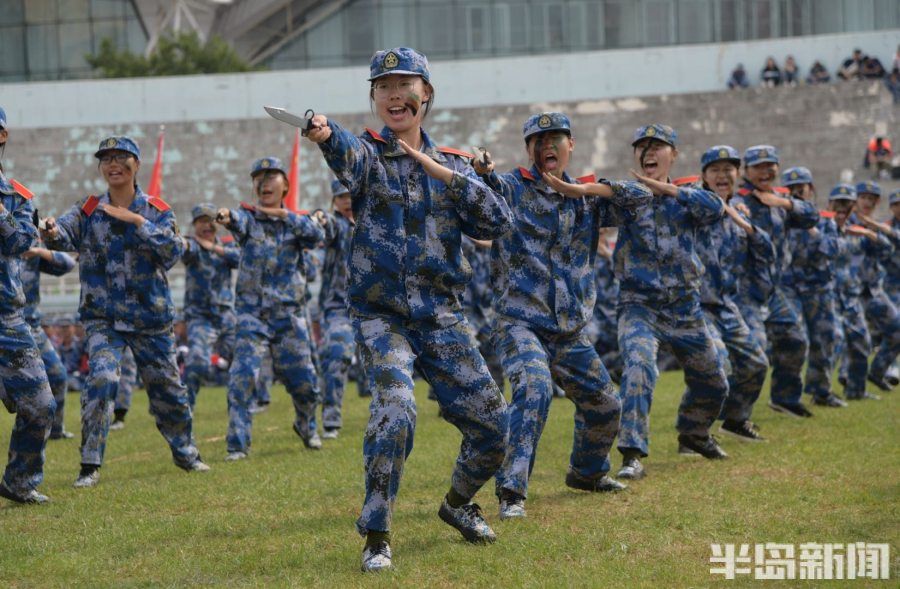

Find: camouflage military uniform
[0,180,56,498]
[222,201,324,454]
[484,158,647,498]
[691,188,775,423]
[585,252,621,383]
[113,345,136,417]
[615,178,728,457]
[782,214,841,400]
[181,233,240,408]
[318,121,513,535]
[47,187,200,469]
[732,178,818,408]
[19,248,76,436]
[834,218,894,398]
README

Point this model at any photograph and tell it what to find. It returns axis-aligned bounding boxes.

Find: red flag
[286,129,300,213]
[147,125,165,198]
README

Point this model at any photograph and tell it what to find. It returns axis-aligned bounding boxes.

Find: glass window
[59,0,90,21]
[567,1,604,50]
[0,25,26,77]
[92,19,124,50]
[745,0,773,39]
[59,22,92,72]
[305,11,344,68]
[782,0,809,37]
[464,4,492,54]
[678,0,713,43]
[717,0,742,41]
[125,16,146,54]
[873,0,899,29]
[644,0,674,45]
[379,1,412,50]
[345,1,376,60]
[25,0,56,23]
[604,0,640,48]
[0,0,25,23]
[812,0,843,33]
[27,23,60,76]
[494,3,531,52]
[843,0,874,32]
[90,0,124,19]
[418,5,455,57]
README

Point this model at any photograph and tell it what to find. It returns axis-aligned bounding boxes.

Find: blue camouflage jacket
[590,252,618,330]
[485,165,650,334]
[181,235,240,319]
[461,236,494,334]
[783,213,840,294]
[225,203,324,317]
[319,211,353,316]
[834,225,894,302]
[694,195,776,308]
[318,123,513,326]
[20,247,76,327]
[46,188,183,331]
[0,183,38,316]
[613,183,723,304]
[886,217,900,293]
[848,212,896,295]
[732,180,818,290]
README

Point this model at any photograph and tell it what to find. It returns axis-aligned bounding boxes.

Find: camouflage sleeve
[746,223,776,267]
[226,207,251,243]
[479,170,517,204]
[181,237,200,265]
[447,162,513,240]
[785,197,818,230]
[864,232,895,264]
[317,210,338,246]
[222,241,241,268]
[286,212,326,248]
[318,121,374,198]
[0,196,38,256]
[39,251,76,276]
[675,186,725,226]
[135,209,185,271]
[816,222,841,259]
[600,180,652,225]
[45,201,84,252]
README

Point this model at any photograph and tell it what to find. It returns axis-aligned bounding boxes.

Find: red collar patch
[576,174,596,184]
[147,197,171,212]
[81,195,100,216]
[9,179,33,200]
[365,128,387,144]
[240,202,256,212]
[673,175,699,186]
[518,167,536,181]
[437,146,474,159]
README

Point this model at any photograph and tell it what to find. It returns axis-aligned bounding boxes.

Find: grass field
[2,371,898,588]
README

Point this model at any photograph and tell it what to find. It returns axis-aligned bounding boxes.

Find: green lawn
[2,371,897,588]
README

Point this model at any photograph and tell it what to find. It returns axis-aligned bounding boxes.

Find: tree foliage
[86,31,263,78]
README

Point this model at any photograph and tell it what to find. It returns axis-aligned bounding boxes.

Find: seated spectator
[806,60,831,84]
[761,57,782,87]
[783,55,799,86]
[885,67,900,104]
[727,63,749,89]
[861,55,886,79]
[864,136,893,180]
[838,48,865,80]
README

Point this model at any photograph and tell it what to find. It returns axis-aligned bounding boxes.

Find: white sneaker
[361,541,393,573]
[225,451,248,462]
[187,460,211,472]
[322,428,339,440]
[73,467,100,488]
[499,497,526,520]
[108,420,125,431]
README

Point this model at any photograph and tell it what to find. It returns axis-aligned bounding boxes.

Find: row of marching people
[0,46,897,574]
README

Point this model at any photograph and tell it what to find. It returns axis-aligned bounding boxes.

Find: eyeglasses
[372,79,418,96]
[99,153,132,165]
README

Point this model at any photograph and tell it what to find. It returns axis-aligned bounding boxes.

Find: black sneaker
[885,371,900,387]
[678,443,700,456]
[292,421,322,450]
[677,434,728,460]
[768,401,813,418]
[867,375,893,392]
[812,394,848,408]
[837,374,848,387]
[0,482,50,504]
[720,420,766,442]
[847,391,881,401]
[438,498,496,543]
[565,470,627,492]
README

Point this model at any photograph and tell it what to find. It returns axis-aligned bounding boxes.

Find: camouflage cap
[95,136,140,160]
[632,124,677,148]
[523,112,572,141]
[369,47,430,83]
[0,106,6,129]
[829,183,857,202]
[855,181,881,197]
[250,156,287,178]
[331,179,350,197]
[781,166,813,187]
[701,145,741,171]
[889,190,900,205]
[743,145,779,167]
[191,202,218,221]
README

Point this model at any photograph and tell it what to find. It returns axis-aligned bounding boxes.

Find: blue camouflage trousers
[320,311,355,429]
[617,296,728,457]
[861,288,900,383]
[837,296,871,398]
[493,320,620,499]
[30,325,68,435]
[184,310,236,408]
[80,320,199,467]
[702,303,768,423]
[765,287,809,406]
[353,313,508,535]
[226,311,320,453]
[0,315,55,494]
[785,288,840,400]
[113,346,136,413]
